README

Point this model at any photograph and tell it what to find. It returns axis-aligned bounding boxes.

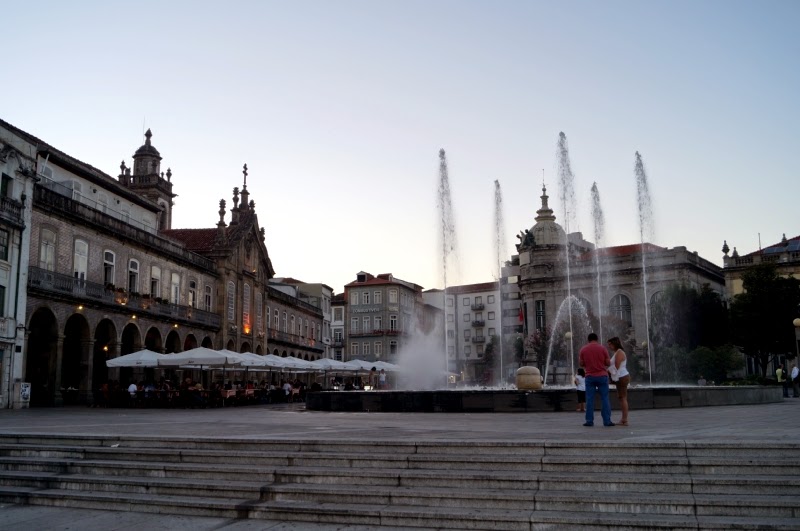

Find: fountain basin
[305,386,781,413]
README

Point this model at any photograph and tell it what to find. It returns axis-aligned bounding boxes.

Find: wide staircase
[0,434,797,530]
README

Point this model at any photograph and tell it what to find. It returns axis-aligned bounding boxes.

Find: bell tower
[120,129,176,230]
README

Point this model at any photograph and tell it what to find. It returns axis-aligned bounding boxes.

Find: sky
[4,1,798,294]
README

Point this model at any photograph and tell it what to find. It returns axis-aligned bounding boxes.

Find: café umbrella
[157,347,242,368]
[105,349,165,368]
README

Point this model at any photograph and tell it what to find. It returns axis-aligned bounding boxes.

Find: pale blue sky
[4,1,798,293]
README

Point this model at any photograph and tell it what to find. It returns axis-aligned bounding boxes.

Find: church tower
[119,129,176,230]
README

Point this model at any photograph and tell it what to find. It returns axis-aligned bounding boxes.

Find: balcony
[0,196,24,229]
[33,185,215,272]
[471,320,485,327]
[28,266,221,329]
[267,329,324,352]
[471,336,486,344]
[471,303,485,310]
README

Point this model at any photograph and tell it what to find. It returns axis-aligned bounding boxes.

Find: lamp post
[793,318,800,359]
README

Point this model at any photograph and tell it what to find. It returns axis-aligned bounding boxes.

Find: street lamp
[793,318,800,359]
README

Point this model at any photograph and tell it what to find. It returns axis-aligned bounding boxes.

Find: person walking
[791,364,800,398]
[578,332,614,427]
[776,364,789,398]
[607,337,631,426]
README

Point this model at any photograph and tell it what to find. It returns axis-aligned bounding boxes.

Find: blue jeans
[585,375,612,425]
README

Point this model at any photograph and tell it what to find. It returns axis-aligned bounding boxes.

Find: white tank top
[613,349,629,379]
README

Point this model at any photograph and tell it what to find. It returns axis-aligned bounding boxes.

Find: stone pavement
[0,399,798,530]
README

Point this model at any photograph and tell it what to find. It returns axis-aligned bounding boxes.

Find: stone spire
[217,199,227,240]
[230,187,240,224]
[240,164,250,212]
[535,184,556,223]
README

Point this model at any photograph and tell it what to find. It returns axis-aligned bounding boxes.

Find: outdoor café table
[220,389,236,406]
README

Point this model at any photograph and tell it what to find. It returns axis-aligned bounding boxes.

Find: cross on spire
[242,163,248,186]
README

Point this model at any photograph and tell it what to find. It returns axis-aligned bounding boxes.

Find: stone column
[53,334,64,406]
[82,339,95,405]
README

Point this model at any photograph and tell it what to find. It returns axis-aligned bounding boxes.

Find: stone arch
[26,307,59,407]
[118,322,143,387]
[226,339,235,350]
[144,326,163,352]
[240,342,251,353]
[201,336,213,348]
[92,318,118,393]
[273,348,279,356]
[62,313,91,401]
[282,350,287,357]
[609,294,633,327]
[164,329,181,354]
[255,345,263,355]
[183,334,198,351]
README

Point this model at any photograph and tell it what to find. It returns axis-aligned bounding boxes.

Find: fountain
[493,179,506,384]
[306,141,781,412]
[590,182,607,340]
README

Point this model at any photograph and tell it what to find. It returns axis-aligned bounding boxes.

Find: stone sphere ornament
[516,366,543,390]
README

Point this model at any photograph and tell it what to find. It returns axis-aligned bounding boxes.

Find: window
[350,292,359,305]
[447,314,454,322]
[227,281,235,321]
[305,319,309,338]
[205,285,212,311]
[97,193,108,214]
[282,311,287,332]
[351,317,359,332]
[334,308,343,321]
[375,341,382,356]
[290,315,296,335]
[488,311,495,320]
[374,291,382,304]
[463,298,470,306]
[189,280,197,308]
[447,329,455,339]
[363,342,370,357]
[477,345,484,356]
[0,285,5,314]
[103,251,115,286]
[266,306,271,329]
[388,289,397,304]
[374,316,382,330]
[363,316,371,332]
[128,259,139,293]
[389,340,397,355]
[362,291,370,305]
[465,346,471,356]
[39,229,56,271]
[475,296,482,305]
[71,180,83,201]
[609,294,632,327]
[150,266,161,297]
[243,283,251,330]
[256,292,263,333]
[535,300,546,331]
[464,330,471,340]
[389,315,397,331]
[448,345,455,357]
[463,313,470,322]
[351,343,359,357]
[475,312,483,321]
[447,298,453,307]
[274,310,279,329]
[170,273,180,304]
[0,173,12,198]
[487,295,495,304]
[0,230,8,261]
[73,240,88,282]
[334,329,343,342]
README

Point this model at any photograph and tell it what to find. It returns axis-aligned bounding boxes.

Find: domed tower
[120,129,176,230]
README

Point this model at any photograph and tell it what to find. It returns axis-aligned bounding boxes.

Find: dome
[133,129,161,158]
[530,185,566,246]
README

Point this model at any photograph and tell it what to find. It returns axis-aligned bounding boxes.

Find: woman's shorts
[616,375,630,398]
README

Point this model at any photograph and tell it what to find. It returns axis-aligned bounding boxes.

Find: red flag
[518,307,524,323]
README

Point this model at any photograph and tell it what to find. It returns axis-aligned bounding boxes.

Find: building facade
[443,282,501,382]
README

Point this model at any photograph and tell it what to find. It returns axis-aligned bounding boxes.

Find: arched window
[103,251,115,286]
[226,281,236,321]
[128,259,139,293]
[39,228,56,271]
[170,272,180,304]
[266,305,271,330]
[189,280,197,308]
[576,297,592,316]
[282,311,287,332]
[609,294,632,327]
[290,315,295,335]
[204,285,212,311]
[243,283,251,331]
[650,291,664,307]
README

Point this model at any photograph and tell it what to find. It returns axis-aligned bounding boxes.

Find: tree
[729,264,800,376]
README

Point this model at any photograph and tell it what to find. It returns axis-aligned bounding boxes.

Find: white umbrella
[106,349,165,368]
[343,359,377,372]
[264,354,307,370]
[374,361,402,372]
[157,347,242,368]
[312,358,352,372]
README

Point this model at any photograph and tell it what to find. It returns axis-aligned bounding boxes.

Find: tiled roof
[745,234,800,257]
[161,228,219,252]
[578,243,665,261]
[445,281,499,294]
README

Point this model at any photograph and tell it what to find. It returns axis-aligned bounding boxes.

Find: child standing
[574,368,586,412]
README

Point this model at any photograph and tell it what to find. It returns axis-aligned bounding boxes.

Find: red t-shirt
[579,342,611,377]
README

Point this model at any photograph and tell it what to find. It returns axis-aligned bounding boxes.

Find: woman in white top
[607,337,631,426]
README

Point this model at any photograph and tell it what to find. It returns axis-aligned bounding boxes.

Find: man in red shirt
[578,332,614,427]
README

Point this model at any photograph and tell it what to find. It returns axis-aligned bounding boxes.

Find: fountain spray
[438,149,458,382]
[493,180,506,384]
[635,152,655,386]
[557,133,578,377]
[590,182,606,339]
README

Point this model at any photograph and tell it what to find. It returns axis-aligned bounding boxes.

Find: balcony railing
[471,336,486,344]
[471,320,485,327]
[471,303,485,310]
[28,266,221,328]
[0,196,24,229]
[267,329,323,352]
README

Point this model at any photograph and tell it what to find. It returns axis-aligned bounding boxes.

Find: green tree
[729,264,800,376]
[689,345,740,384]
